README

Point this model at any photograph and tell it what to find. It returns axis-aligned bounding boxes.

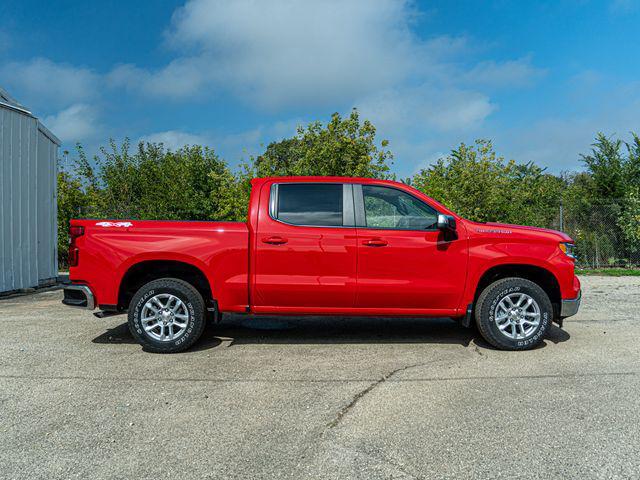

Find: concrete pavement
[1,275,638,479]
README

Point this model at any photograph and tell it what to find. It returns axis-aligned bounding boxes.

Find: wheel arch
[117,259,214,311]
[473,264,562,316]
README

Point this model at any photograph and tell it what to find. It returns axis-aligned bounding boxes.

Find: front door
[355,184,467,312]
[253,182,358,311]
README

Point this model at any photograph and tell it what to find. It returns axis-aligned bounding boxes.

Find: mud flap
[461,303,474,328]
[207,299,222,322]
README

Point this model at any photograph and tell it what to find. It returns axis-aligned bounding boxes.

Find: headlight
[559,242,576,259]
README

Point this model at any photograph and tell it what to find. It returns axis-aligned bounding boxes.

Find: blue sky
[1,0,639,177]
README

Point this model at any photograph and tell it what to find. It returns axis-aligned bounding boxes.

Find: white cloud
[0,58,99,108]
[463,56,546,88]
[43,104,100,143]
[108,59,209,98]
[359,86,494,134]
[166,0,414,106]
[109,0,456,109]
[138,130,210,150]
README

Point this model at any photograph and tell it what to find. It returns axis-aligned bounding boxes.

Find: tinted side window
[276,183,343,226]
[363,185,438,230]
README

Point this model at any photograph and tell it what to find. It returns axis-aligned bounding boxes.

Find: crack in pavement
[295,362,434,479]
[326,362,430,429]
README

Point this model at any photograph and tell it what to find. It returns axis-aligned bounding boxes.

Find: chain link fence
[546,199,639,268]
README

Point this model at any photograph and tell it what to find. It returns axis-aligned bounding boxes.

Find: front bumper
[62,285,95,310]
[560,289,581,318]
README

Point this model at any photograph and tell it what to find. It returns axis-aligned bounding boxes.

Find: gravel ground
[0,275,639,479]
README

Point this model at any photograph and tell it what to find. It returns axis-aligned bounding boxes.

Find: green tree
[411,139,563,226]
[580,133,626,199]
[56,166,90,267]
[252,109,393,179]
[623,133,640,187]
[74,140,243,221]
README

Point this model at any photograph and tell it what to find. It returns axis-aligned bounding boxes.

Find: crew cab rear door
[354,184,467,313]
[253,182,358,311]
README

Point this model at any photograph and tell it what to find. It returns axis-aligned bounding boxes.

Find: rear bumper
[62,285,95,310]
[560,289,581,318]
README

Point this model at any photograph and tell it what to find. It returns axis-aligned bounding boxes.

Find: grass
[576,268,640,276]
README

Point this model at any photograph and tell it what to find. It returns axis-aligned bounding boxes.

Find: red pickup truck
[63,176,581,352]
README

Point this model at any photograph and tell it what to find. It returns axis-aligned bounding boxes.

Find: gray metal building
[1,87,60,293]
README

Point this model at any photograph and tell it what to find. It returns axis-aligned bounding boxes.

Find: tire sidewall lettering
[133,289,155,336]
[174,301,195,345]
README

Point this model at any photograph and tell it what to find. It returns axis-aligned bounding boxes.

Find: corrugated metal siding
[0,104,58,293]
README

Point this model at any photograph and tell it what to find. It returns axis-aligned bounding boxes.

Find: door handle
[363,238,388,247]
[262,236,288,245]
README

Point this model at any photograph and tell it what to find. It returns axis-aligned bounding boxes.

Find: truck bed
[68,219,250,312]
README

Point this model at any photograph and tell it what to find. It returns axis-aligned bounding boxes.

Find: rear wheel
[475,277,552,350]
[128,278,206,353]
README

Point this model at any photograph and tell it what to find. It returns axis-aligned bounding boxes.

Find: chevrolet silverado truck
[63,176,581,352]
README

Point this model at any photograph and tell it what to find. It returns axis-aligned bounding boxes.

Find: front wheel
[128,278,206,353]
[475,277,552,350]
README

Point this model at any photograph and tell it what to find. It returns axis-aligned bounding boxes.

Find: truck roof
[251,176,403,186]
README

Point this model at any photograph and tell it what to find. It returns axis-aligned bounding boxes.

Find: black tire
[475,277,552,351]
[128,278,206,353]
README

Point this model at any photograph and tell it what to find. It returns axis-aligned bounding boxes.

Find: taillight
[70,226,85,238]
[68,247,80,267]
[69,225,84,267]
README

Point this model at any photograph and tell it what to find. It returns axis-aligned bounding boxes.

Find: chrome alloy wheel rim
[494,292,540,340]
[141,294,189,342]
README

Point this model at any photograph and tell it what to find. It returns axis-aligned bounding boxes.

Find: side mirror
[437,214,456,231]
